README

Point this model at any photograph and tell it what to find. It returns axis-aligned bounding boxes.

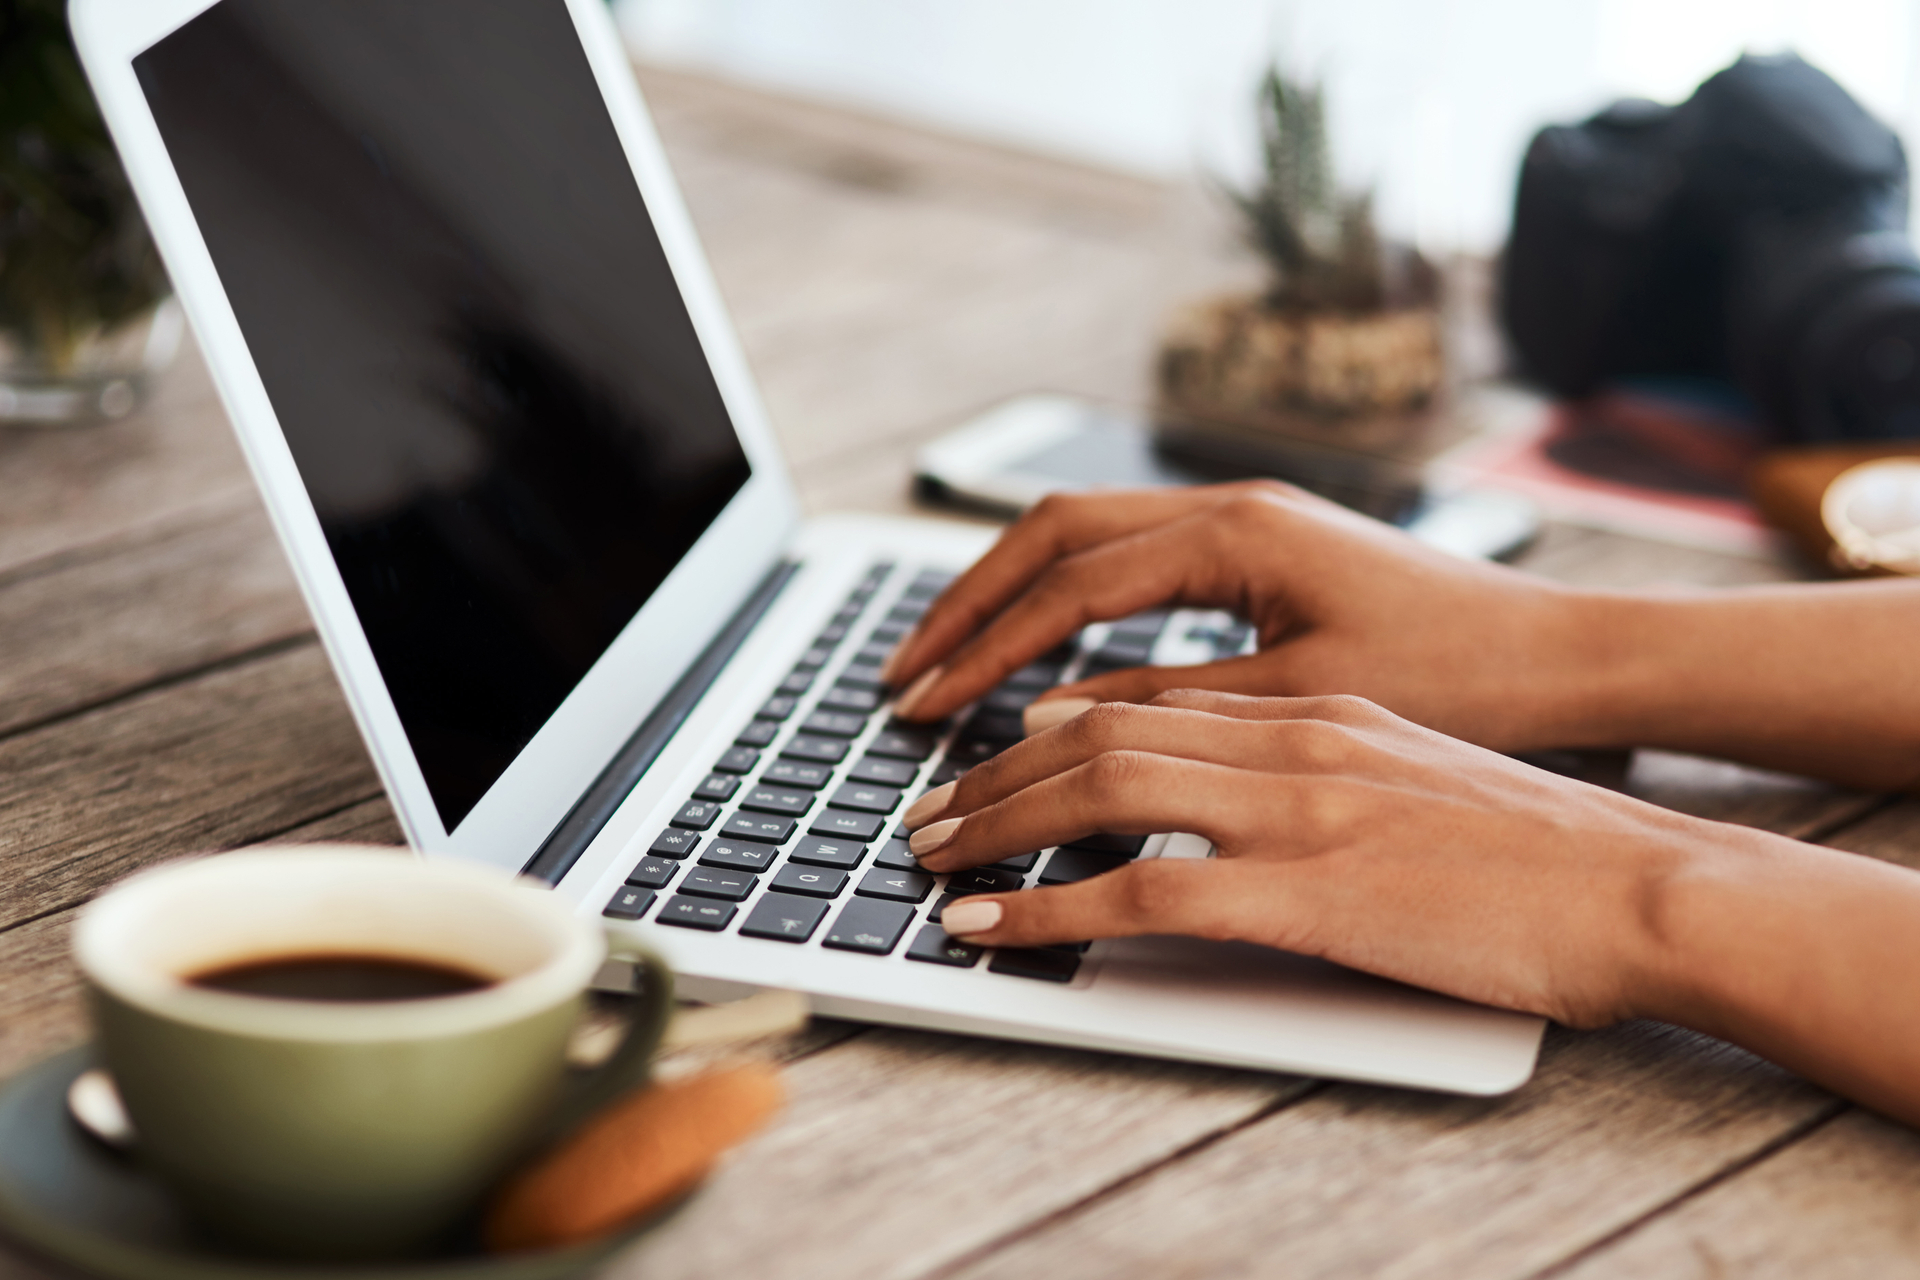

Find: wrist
[1509,588,1691,751]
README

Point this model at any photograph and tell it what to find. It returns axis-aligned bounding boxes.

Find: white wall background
[615,0,1920,253]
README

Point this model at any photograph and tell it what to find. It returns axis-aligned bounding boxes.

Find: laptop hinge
[522,558,801,885]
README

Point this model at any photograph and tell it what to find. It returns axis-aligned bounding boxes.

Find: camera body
[1502,54,1920,443]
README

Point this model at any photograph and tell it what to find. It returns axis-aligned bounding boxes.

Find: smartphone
[914,394,1540,562]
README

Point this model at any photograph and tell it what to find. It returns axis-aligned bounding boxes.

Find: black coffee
[189,954,495,1002]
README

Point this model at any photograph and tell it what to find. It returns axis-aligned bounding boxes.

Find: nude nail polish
[908,817,962,856]
[878,638,913,685]
[902,781,956,829]
[1023,695,1097,736]
[940,900,1002,936]
[893,664,945,718]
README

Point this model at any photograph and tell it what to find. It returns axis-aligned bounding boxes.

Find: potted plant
[1157,66,1445,454]
[0,0,174,424]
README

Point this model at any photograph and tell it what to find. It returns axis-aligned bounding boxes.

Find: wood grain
[0,500,310,738]
[1549,1108,1920,1280]
[0,643,379,934]
[604,1027,1307,1280]
[946,1023,1837,1280]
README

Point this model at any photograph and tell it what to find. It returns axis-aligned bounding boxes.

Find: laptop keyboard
[603,561,1253,984]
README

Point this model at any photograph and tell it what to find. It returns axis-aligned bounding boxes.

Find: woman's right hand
[885,482,1617,754]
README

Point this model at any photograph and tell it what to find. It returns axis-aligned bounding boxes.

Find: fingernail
[941,900,1002,936]
[1023,696,1097,736]
[903,781,956,829]
[893,664,945,718]
[908,817,962,856]
[878,635,913,684]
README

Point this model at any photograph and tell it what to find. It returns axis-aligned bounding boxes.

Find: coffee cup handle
[545,943,674,1139]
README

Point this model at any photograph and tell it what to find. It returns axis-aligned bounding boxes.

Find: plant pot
[1156,292,1447,455]
[0,296,182,425]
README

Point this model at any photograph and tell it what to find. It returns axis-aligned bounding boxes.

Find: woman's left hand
[902,690,1760,1029]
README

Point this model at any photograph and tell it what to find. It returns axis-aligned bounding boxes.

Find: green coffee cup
[74,846,671,1261]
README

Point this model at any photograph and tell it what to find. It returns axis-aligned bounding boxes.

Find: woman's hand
[903,690,1726,1028]
[900,690,1920,1129]
[884,483,1610,755]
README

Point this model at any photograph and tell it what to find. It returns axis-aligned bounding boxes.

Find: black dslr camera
[1502,54,1920,442]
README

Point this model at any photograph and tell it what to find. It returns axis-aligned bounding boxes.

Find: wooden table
[5,67,1920,1280]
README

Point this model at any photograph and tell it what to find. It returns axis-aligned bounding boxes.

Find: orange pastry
[485,1064,783,1252]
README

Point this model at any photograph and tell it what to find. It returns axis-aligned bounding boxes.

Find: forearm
[1640,831,1920,1127]
[1540,581,1920,790]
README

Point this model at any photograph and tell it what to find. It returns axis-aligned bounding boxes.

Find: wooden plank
[0,642,380,933]
[0,501,310,738]
[603,1027,1306,1280]
[943,1023,1837,1280]
[0,338,255,578]
[1548,1108,1920,1280]
[259,795,405,849]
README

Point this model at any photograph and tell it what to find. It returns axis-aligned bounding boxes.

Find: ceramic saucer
[0,1048,680,1280]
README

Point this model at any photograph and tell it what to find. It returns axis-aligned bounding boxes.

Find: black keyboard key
[771,864,848,898]
[713,746,760,775]
[723,813,797,845]
[990,948,1082,982]
[836,664,886,693]
[741,786,813,817]
[946,738,1004,768]
[625,857,679,890]
[947,866,1024,895]
[692,773,740,802]
[1089,640,1154,668]
[849,756,919,787]
[810,808,886,842]
[671,799,723,831]
[680,867,757,902]
[928,759,971,787]
[781,735,850,764]
[763,759,832,790]
[1049,940,1093,953]
[855,867,934,904]
[822,899,915,954]
[759,695,799,721]
[1109,612,1169,638]
[958,711,1024,743]
[828,782,901,814]
[1039,848,1131,885]
[854,642,895,667]
[886,604,927,625]
[906,925,984,968]
[816,623,851,645]
[927,891,957,923]
[868,726,938,762]
[604,887,656,920]
[982,687,1040,713]
[739,893,829,942]
[820,685,883,714]
[872,838,919,872]
[657,895,737,931]
[649,828,701,860]
[794,646,834,672]
[868,622,911,645]
[1065,832,1150,857]
[735,720,780,748]
[779,670,816,696]
[789,836,866,869]
[987,850,1040,873]
[698,838,779,873]
[801,710,867,739]
[1004,662,1064,689]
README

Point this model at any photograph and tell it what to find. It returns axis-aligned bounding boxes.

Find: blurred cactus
[1231,66,1388,314]
[0,0,166,374]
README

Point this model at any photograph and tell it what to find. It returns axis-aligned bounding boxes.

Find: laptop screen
[134,0,754,831]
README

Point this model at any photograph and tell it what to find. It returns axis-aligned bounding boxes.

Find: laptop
[74,0,1544,1094]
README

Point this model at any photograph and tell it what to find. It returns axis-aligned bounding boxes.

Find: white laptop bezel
[71,0,802,871]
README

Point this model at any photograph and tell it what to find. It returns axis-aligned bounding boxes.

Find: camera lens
[1788,270,1920,441]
